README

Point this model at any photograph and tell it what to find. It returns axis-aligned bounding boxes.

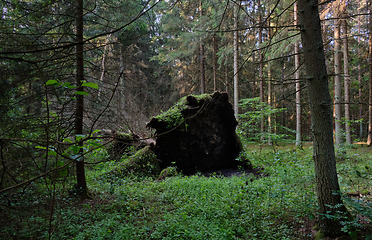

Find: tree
[297,0,349,237]
[199,1,206,94]
[294,1,301,146]
[233,2,239,118]
[342,13,352,145]
[368,0,372,146]
[334,15,343,148]
[74,0,88,197]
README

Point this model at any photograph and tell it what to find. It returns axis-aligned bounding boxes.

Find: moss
[107,146,160,178]
[152,93,213,129]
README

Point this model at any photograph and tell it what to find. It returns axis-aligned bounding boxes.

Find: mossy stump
[147,92,242,175]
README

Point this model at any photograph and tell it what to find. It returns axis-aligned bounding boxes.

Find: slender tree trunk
[295,1,301,146]
[212,34,217,92]
[98,34,110,99]
[358,6,363,139]
[258,0,264,139]
[75,0,87,196]
[334,17,342,148]
[368,0,372,146]
[199,1,205,94]
[233,2,239,118]
[267,20,272,145]
[268,61,272,145]
[342,17,351,144]
[297,0,348,237]
[119,44,125,117]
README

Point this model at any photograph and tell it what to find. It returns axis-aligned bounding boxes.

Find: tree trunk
[233,2,239,118]
[334,17,342,148]
[97,34,110,99]
[342,17,351,145]
[368,0,372,146]
[267,20,272,145]
[258,0,264,139]
[119,44,125,118]
[297,0,348,237]
[294,1,301,146]
[358,5,363,139]
[212,34,217,92]
[199,1,205,94]
[75,0,87,197]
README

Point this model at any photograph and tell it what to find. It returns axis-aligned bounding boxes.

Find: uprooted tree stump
[147,92,243,175]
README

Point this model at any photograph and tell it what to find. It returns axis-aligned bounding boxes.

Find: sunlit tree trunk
[294,1,301,146]
[233,2,239,118]
[342,16,351,144]
[75,0,87,196]
[297,0,348,236]
[334,17,342,148]
[97,34,110,99]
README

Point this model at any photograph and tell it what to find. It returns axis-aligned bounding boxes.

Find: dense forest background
[0,0,371,239]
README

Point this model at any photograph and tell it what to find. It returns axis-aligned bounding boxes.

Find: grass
[0,142,371,239]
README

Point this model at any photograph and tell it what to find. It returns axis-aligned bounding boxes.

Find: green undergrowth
[1,143,371,239]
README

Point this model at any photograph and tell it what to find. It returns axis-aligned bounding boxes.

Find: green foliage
[1,144,371,239]
[237,97,295,144]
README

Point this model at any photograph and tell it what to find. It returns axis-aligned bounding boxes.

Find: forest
[0,0,371,239]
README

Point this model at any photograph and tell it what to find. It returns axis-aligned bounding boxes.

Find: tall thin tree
[368,0,372,146]
[75,0,87,196]
[297,0,349,236]
[233,2,239,118]
[334,16,342,148]
[342,14,351,144]
[294,1,302,146]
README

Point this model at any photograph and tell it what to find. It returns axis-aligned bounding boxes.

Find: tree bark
[334,17,342,148]
[75,0,87,197]
[258,0,264,139]
[297,0,348,237]
[97,34,110,99]
[294,1,301,146]
[233,2,239,118]
[368,0,372,146]
[342,16,351,144]
[199,1,206,94]
[358,5,363,139]
[212,34,217,92]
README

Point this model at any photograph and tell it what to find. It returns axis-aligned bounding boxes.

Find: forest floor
[0,142,371,239]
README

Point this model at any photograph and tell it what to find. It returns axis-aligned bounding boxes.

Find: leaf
[46,80,59,86]
[35,146,47,150]
[48,150,57,156]
[75,91,89,96]
[82,82,99,89]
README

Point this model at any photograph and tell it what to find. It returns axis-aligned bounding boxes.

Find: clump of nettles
[153,93,213,129]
